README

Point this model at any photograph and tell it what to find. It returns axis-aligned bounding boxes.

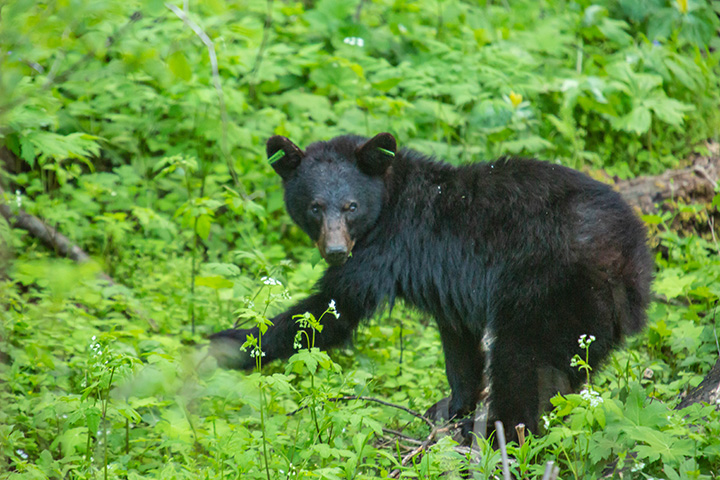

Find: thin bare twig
[249,0,275,95]
[381,428,424,446]
[287,395,435,428]
[389,425,440,478]
[165,3,242,191]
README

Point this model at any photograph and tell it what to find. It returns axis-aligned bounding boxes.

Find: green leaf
[85,407,102,436]
[642,214,663,225]
[712,193,720,208]
[598,18,632,45]
[167,51,192,81]
[612,106,651,134]
[629,427,695,462]
[646,96,694,126]
[19,136,37,166]
[372,77,403,92]
[654,268,695,299]
[195,214,212,240]
[195,275,234,289]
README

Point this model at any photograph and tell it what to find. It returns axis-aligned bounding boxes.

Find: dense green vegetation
[1,0,719,478]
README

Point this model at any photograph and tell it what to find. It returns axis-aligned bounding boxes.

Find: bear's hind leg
[488,333,540,444]
[436,321,485,422]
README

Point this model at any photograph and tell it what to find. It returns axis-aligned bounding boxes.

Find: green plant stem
[254,314,272,480]
[559,442,578,480]
[190,219,198,334]
[102,366,116,480]
[310,375,323,443]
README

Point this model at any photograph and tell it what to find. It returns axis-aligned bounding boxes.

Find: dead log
[676,356,720,410]
[615,141,719,213]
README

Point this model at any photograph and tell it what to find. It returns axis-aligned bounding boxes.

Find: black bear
[210,132,652,441]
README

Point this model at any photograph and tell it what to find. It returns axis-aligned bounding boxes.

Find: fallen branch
[0,184,158,331]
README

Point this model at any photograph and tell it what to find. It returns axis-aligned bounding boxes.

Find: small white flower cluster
[16,449,28,460]
[261,276,282,286]
[296,312,312,329]
[327,299,340,318]
[343,37,364,47]
[578,334,596,349]
[579,387,603,408]
[542,412,554,430]
[279,464,298,476]
[249,349,265,358]
[89,335,102,357]
[15,190,22,208]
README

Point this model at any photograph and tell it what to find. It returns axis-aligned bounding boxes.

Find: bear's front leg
[209,291,366,370]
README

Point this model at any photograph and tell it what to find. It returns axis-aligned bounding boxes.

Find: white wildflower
[579,387,603,407]
[578,334,596,349]
[261,276,282,286]
[328,299,339,318]
[542,414,551,429]
[343,37,365,47]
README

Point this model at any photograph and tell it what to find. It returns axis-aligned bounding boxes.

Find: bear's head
[266,133,396,266]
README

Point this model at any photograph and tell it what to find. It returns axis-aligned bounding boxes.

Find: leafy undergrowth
[2,0,720,478]
[2,205,720,479]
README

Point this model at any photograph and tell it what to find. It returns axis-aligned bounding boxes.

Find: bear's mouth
[316,219,355,266]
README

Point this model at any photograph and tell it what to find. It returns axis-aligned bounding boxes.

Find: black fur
[210,133,653,441]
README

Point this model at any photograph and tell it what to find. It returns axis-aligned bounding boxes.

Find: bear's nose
[324,245,348,265]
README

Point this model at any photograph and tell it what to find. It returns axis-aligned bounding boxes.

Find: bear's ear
[356,132,396,176]
[267,135,304,179]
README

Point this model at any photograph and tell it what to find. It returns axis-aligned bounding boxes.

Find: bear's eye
[346,202,358,213]
[310,203,321,215]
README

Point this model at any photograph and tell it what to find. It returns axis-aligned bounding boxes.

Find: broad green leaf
[611,106,651,134]
[167,51,192,81]
[85,407,101,436]
[654,268,695,299]
[195,275,234,289]
[646,96,694,126]
[195,214,212,240]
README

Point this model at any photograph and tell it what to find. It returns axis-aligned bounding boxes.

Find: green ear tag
[377,147,395,157]
[268,149,286,164]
